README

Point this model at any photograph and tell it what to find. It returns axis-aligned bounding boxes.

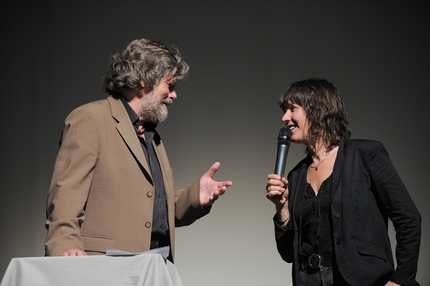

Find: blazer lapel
[107,96,152,179]
[331,135,348,201]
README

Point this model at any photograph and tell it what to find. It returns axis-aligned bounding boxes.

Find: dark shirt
[121,98,169,241]
[295,168,333,257]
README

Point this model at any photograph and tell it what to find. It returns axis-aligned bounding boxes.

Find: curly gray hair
[103,39,189,97]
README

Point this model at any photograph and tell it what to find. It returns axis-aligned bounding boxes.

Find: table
[1,254,183,286]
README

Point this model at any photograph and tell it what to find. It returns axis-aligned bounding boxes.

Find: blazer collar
[291,134,349,202]
[107,96,152,176]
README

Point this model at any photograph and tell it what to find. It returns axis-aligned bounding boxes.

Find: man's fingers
[205,162,221,178]
[60,249,87,256]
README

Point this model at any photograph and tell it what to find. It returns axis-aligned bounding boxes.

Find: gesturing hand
[200,162,233,207]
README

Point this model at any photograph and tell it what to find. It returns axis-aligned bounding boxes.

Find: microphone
[274,127,292,177]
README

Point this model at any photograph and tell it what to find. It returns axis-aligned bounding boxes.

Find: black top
[121,99,169,241]
[295,168,333,257]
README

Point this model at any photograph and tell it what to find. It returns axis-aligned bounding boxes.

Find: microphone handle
[274,143,289,177]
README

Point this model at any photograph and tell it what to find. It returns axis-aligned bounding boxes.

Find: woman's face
[281,101,309,144]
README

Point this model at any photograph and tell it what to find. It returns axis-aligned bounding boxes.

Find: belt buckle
[308,254,321,269]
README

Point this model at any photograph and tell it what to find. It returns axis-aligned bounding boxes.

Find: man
[45,39,232,261]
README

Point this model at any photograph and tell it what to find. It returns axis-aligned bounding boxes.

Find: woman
[266,79,421,286]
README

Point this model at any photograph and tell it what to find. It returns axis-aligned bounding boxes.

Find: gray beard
[141,99,169,124]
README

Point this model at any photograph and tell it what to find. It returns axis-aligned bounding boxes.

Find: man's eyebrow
[168,78,177,86]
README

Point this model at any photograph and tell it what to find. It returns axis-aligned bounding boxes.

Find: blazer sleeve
[274,215,295,263]
[273,160,305,264]
[174,179,210,227]
[45,106,98,256]
[367,142,421,285]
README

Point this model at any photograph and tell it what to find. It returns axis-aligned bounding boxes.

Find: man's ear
[139,80,145,88]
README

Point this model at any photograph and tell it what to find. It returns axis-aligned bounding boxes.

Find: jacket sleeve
[174,180,211,227]
[273,161,305,264]
[45,106,98,256]
[368,142,421,286]
[274,215,295,263]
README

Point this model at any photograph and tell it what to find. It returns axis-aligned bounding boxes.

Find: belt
[301,254,332,270]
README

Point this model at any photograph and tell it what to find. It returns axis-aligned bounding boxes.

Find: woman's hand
[266,174,290,225]
[385,281,400,286]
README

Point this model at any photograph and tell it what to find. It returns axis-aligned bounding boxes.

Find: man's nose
[169,90,177,99]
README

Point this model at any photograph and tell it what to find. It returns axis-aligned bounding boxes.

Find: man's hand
[199,162,232,207]
[60,249,87,256]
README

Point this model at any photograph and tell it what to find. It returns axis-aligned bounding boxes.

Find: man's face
[140,75,177,123]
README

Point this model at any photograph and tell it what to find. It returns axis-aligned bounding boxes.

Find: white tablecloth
[1,255,183,286]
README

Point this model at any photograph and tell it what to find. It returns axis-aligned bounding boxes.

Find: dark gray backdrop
[1,1,429,285]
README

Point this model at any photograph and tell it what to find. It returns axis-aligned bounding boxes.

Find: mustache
[162,98,173,106]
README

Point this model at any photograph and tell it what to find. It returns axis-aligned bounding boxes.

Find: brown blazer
[45,96,209,260]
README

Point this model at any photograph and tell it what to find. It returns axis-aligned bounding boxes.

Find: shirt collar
[120,97,157,132]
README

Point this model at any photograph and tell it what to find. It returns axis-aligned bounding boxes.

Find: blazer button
[335,237,341,245]
[145,222,151,228]
[147,191,153,198]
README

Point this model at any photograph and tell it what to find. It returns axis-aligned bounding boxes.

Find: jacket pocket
[81,233,115,253]
[356,240,387,262]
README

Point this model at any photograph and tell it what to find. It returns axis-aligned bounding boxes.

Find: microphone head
[277,127,292,146]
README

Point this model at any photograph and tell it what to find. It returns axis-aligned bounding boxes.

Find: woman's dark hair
[103,39,189,97]
[279,78,351,150]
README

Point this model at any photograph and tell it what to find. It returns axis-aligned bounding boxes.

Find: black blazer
[274,135,421,286]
